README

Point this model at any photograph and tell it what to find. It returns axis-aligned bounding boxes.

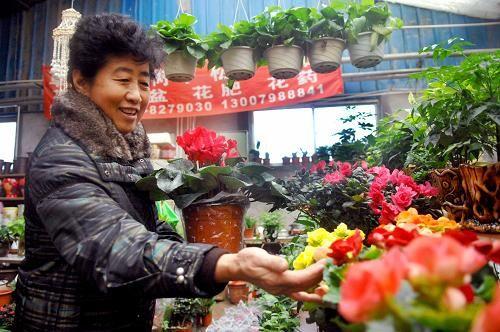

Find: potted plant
[260,211,283,243]
[254,6,314,79]
[0,226,12,257]
[227,280,249,304]
[206,20,259,81]
[307,1,346,73]
[152,13,208,82]
[192,298,215,327]
[263,152,271,166]
[282,156,291,165]
[163,298,196,331]
[411,40,499,230]
[248,141,261,163]
[243,216,257,239]
[137,127,287,253]
[345,0,402,68]
[291,152,300,165]
[301,150,310,166]
[7,216,25,256]
[0,303,15,330]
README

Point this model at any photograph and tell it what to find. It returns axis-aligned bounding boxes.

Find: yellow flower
[332,223,365,240]
[307,228,332,247]
[293,245,316,270]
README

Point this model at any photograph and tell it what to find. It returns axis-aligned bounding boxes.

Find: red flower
[472,285,500,332]
[310,160,327,173]
[176,126,239,165]
[368,226,420,249]
[379,201,399,224]
[459,284,475,303]
[391,184,417,211]
[328,230,363,265]
[444,229,478,246]
[338,162,353,177]
[418,181,440,197]
[324,171,345,185]
[368,185,385,214]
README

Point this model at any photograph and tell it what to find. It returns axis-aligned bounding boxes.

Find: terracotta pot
[183,204,244,253]
[0,289,13,306]
[227,281,249,304]
[292,157,300,165]
[459,163,500,233]
[302,156,310,166]
[202,313,212,327]
[282,157,290,165]
[243,227,254,239]
[429,168,466,221]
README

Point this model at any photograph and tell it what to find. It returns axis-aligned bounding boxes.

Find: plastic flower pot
[227,281,249,304]
[347,32,384,69]
[182,203,244,253]
[220,46,257,81]
[264,45,304,79]
[164,50,196,82]
[202,313,212,327]
[0,288,13,306]
[243,227,254,239]
[308,38,346,73]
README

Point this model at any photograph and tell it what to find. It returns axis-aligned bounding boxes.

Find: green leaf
[488,112,500,125]
[172,192,208,209]
[219,175,252,191]
[239,164,271,176]
[186,45,205,59]
[467,105,488,124]
[359,245,382,260]
[176,13,197,27]
[476,275,496,302]
[199,165,232,177]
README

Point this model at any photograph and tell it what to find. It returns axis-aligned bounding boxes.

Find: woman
[15,13,324,331]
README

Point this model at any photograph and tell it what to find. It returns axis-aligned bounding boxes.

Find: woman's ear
[71,70,90,96]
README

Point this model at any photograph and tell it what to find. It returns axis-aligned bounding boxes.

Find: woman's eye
[116,78,130,83]
[140,81,150,88]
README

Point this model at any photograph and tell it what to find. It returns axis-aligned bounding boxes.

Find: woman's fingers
[289,291,324,303]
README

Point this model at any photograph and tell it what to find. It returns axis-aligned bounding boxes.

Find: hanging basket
[308,38,346,74]
[459,163,500,233]
[429,168,466,221]
[264,45,304,79]
[221,46,257,81]
[164,50,197,82]
[347,32,384,69]
[182,203,244,253]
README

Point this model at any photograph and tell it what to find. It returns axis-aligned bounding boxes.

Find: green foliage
[345,0,402,50]
[151,13,208,66]
[280,234,307,269]
[329,111,374,162]
[6,217,24,240]
[308,1,346,39]
[411,39,500,166]
[256,293,300,332]
[206,20,259,69]
[137,159,287,209]
[253,6,316,51]
[315,146,330,162]
[0,226,12,244]
[260,211,283,241]
[244,215,258,229]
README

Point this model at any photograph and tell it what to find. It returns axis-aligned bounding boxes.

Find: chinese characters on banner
[43,64,343,119]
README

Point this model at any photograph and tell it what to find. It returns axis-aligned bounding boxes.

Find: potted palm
[254,6,314,79]
[345,0,402,68]
[152,14,208,82]
[206,20,259,81]
[307,2,346,73]
[137,126,287,252]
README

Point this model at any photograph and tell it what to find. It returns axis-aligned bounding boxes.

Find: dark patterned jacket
[15,90,226,331]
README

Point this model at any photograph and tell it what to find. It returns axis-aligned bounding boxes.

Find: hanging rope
[233,0,250,24]
[175,0,185,18]
[277,0,283,8]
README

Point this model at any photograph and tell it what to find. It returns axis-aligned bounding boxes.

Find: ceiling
[2,0,47,18]
[388,0,500,19]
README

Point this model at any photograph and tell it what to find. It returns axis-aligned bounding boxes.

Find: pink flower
[338,162,353,177]
[442,287,467,311]
[361,160,368,170]
[367,166,390,179]
[339,248,407,323]
[418,181,439,197]
[324,171,345,185]
[404,236,487,286]
[391,184,417,211]
[390,169,419,192]
[472,285,500,332]
[379,201,399,224]
[310,160,327,173]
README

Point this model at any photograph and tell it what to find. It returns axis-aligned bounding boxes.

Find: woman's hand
[214,247,326,303]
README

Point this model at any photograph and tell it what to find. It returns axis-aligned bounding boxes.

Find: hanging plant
[345,0,402,68]
[151,13,208,82]
[206,20,259,81]
[307,1,347,73]
[253,6,315,79]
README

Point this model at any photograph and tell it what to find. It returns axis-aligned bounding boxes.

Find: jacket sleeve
[29,142,224,299]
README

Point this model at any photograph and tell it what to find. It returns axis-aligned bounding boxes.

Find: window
[0,121,17,162]
[252,105,376,163]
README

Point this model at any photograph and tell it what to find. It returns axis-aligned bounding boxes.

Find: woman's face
[78,56,151,134]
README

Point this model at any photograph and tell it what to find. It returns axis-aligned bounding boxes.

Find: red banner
[43,64,343,119]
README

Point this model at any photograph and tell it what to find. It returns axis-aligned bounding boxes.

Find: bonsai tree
[260,211,283,242]
[151,13,208,67]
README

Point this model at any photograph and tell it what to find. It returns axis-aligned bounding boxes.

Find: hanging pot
[264,45,304,79]
[429,168,466,221]
[182,203,244,253]
[221,46,257,81]
[308,38,346,74]
[164,50,197,82]
[459,163,499,233]
[347,32,384,69]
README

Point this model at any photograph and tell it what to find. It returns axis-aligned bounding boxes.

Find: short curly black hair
[67,13,164,85]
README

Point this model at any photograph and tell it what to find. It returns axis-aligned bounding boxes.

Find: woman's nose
[126,85,141,104]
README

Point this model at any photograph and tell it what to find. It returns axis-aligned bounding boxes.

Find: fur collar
[51,89,151,161]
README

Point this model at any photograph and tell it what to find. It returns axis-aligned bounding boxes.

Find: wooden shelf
[0,197,24,202]
[0,173,25,179]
